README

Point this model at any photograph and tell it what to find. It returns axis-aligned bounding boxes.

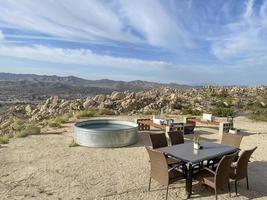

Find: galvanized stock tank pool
[74,119,138,147]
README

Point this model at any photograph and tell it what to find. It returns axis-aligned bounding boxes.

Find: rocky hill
[0,73,192,102]
[0,85,266,137]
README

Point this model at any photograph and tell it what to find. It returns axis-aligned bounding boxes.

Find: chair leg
[165,186,169,200]
[235,180,238,196]
[228,181,231,197]
[215,189,217,200]
[246,176,249,190]
[148,177,151,191]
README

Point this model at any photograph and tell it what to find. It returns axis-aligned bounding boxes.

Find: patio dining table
[158,140,238,198]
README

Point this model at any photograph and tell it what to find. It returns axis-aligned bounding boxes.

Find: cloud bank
[0,0,266,85]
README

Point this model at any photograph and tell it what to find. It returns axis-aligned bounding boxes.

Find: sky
[0,0,267,85]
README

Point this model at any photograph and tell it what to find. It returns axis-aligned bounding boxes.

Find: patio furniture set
[137,118,195,134]
[145,131,257,199]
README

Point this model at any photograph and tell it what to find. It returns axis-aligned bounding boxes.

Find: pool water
[80,123,132,131]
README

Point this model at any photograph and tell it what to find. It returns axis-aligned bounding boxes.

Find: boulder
[0,119,13,129]
[83,98,96,109]
[51,96,60,105]
[25,105,32,114]
[111,91,125,100]
[59,101,69,108]
[93,94,106,102]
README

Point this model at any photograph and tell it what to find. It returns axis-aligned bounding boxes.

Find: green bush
[0,135,9,144]
[12,118,26,132]
[182,109,202,116]
[15,130,29,138]
[41,114,70,127]
[47,120,61,128]
[74,109,96,119]
[248,108,267,122]
[211,107,234,117]
[15,125,41,138]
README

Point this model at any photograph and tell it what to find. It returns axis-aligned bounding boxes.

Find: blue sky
[0,0,267,85]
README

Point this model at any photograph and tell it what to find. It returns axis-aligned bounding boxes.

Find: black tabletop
[158,141,238,164]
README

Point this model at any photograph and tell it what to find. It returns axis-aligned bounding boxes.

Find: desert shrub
[173,102,183,110]
[46,120,61,128]
[15,130,29,138]
[248,108,267,122]
[211,107,234,117]
[217,89,229,98]
[74,109,96,119]
[143,110,154,115]
[15,125,41,138]
[41,114,70,127]
[98,108,115,115]
[182,108,202,116]
[69,139,79,147]
[12,118,26,132]
[0,135,9,144]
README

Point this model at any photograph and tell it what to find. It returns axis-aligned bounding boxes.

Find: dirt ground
[0,116,267,200]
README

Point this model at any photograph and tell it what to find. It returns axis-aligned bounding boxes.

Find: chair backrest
[215,152,237,189]
[145,146,169,186]
[168,131,184,145]
[235,147,257,180]
[221,133,243,148]
[149,133,168,149]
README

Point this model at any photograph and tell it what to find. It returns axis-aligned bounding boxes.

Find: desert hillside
[0,73,192,101]
[0,116,267,199]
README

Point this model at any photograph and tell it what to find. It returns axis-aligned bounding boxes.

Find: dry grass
[74,109,96,119]
[0,135,9,144]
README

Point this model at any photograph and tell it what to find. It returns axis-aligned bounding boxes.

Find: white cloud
[0,0,193,49]
[210,0,267,64]
[244,0,254,18]
[0,30,5,42]
[0,44,173,71]
[117,0,194,49]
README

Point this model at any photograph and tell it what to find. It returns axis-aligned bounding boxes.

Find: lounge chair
[145,147,185,200]
[230,147,257,195]
[195,152,237,200]
[167,131,184,145]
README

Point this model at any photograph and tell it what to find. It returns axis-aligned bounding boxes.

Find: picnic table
[158,141,238,198]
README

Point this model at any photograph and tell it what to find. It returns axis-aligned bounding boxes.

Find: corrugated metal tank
[74,119,138,148]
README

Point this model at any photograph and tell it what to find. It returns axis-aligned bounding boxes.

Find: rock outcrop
[0,85,266,136]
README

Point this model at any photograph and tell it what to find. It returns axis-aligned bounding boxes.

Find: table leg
[186,163,193,199]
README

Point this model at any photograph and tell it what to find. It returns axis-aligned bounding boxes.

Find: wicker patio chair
[208,134,243,168]
[221,133,243,148]
[145,147,185,200]
[148,133,181,166]
[167,131,184,145]
[195,152,237,200]
[148,133,168,149]
[230,147,257,195]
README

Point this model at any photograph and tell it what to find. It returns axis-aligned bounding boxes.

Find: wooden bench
[137,119,195,134]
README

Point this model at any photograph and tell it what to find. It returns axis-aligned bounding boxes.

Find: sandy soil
[0,116,267,200]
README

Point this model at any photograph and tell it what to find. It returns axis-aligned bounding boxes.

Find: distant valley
[0,72,192,102]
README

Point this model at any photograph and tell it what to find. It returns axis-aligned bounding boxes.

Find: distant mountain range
[0,72,193,102]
